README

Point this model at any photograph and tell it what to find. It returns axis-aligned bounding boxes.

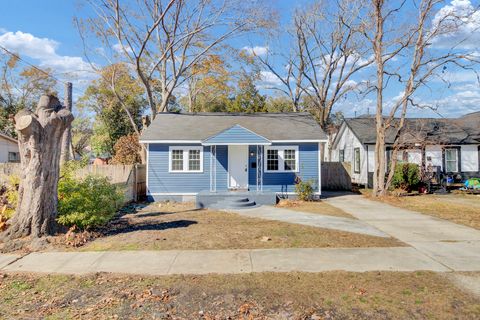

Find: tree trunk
[372,0,386,197]
[5,95,74,239]
[60,82,73,164]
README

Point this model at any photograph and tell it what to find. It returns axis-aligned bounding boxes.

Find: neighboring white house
[0,132,19,163]
[330,112,480,186]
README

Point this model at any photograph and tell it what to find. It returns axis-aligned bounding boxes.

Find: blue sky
[0,0,479,118]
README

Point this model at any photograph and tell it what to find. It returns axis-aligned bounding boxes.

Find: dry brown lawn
[78,201,402,251]
[361,190,480,230]
[276,199,354,218]
[1,271,479,319]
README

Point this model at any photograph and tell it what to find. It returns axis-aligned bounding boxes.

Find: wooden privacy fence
[321,162,352,191]
[0,163,146,202]
[0,163,21,182]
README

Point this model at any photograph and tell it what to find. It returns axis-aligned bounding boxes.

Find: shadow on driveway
[320,191,359,199]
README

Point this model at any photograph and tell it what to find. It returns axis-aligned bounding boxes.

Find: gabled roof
[0,132,17,144]
[140,112,327,142]
[202,124,271,145]
[337,113,480,145]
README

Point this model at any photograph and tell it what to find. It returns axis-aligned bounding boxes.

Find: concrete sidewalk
[325,194,480,271]
[228,206,388,237]
[0,247,450,276]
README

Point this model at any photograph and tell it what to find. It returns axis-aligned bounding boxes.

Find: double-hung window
[264,146,299,172]
[444,148,459,172]
[339,149,345,162]
[354,148,361,173]
[8,152,20,163]
[169,146,203,172]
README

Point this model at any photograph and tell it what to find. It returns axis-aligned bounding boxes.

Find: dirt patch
[0,271,479,319]
[77,201,402,251]
[276,199,354,218]
[444,272,480,299]
[361,190,480,230]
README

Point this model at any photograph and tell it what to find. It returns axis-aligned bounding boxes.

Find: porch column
[210,145,217,192]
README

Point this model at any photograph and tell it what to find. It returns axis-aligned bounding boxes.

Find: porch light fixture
[250,150,256,157]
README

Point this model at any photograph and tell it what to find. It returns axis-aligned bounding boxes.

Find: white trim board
[264,145,300,173]
[271,139,327,143]
[278,192,322,195]
[148,193,198,196]
[203,142,271,146]
[146,143,149,196]
[168,146,204,173]
[141,139,327,144]
[318,142,322,195]
[140,140,202,144]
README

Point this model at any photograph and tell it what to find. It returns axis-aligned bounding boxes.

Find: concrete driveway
[324,193,480,272]
[227,205,389,237]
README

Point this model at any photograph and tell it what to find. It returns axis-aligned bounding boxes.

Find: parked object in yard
[460,178,480,194]
[464,178,480,190]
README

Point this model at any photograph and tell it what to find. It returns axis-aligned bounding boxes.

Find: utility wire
[0,44,70,86]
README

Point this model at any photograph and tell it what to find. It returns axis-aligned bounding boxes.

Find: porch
[204,124,271,193]
[196,190,278,209]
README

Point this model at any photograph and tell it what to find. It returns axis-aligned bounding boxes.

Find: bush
[0,175,20,219]
[57,175,124,230]
[391,163,420,192]
[111,134,142,165]
[294,177,315,201]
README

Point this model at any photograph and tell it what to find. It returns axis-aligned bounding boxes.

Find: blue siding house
[140,113,327,207]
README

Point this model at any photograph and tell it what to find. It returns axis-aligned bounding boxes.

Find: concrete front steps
[209,197,259,210]
[196,191,277,209]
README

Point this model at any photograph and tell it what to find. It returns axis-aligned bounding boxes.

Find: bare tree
[77,0,269,119]
[255,0,374,126]
[368,0,479,196]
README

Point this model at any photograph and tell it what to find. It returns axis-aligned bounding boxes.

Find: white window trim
[168,146,204,173]
[264,146,299,173]
[445,148,459,173]
[354,148,361,173]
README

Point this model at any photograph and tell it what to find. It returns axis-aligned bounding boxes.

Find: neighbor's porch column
[256,145,263,192]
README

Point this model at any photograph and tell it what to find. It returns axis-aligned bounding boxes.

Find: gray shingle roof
[0,132,17,143]
[344,112,480,145]
[140,112,327,142]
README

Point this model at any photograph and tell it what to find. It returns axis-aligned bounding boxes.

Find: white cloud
[433,69,480,84]
[0,30,96,86]
[242,46,268,56]
[432,0,480,49]
[0,27,7,34]
[334,97,376,117]
[259,70,283,86]
[112,43,133,54]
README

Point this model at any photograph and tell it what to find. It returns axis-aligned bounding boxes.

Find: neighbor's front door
[228,145,248,189]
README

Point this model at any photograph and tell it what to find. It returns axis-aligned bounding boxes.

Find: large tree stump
[5,95,74,239]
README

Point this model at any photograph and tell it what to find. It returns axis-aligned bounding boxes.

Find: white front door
[228,145,249,189]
